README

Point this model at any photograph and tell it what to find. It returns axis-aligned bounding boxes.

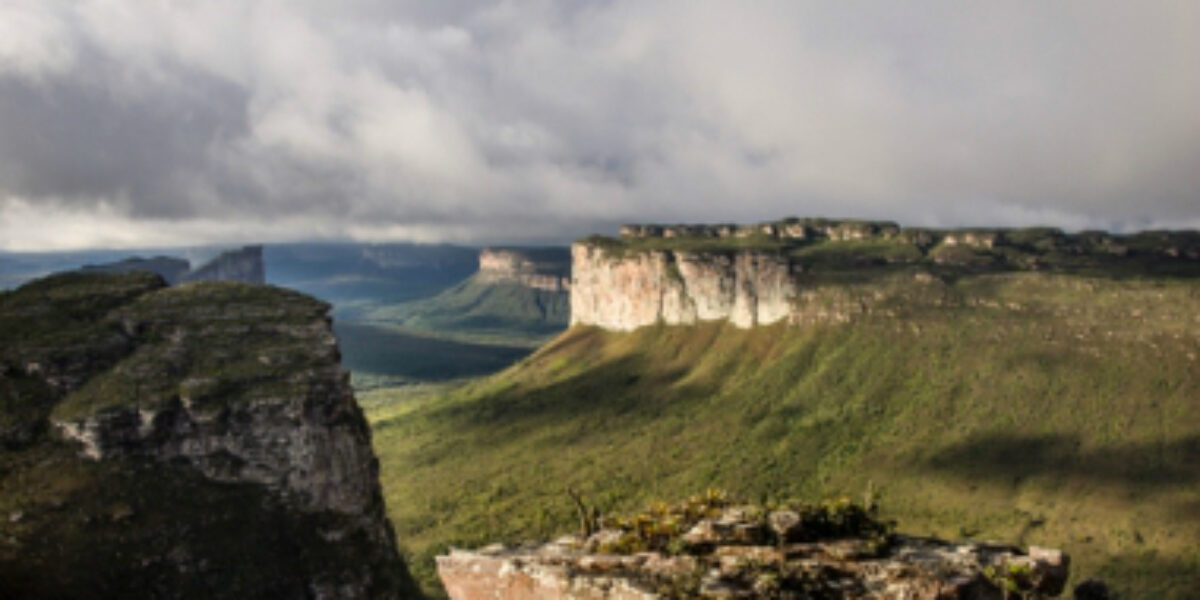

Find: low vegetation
[0,273,416,598]
[368,270,1200,598]
[361,276,569,346]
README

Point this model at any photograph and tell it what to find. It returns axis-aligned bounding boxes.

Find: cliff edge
[370,247,570,342]
[0,272,416,599]
[572,218,1200,330]
[477,247,571,292]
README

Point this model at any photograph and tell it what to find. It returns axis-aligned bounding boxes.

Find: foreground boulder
[438,494,1074,599]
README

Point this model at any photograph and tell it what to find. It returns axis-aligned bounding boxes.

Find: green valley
[367,267,1200,598]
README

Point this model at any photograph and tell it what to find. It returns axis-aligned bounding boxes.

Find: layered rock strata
[52,284,377,516]
[0,273,414,599]
[439,510,1074,600]
[439,539,1072,600]
[570,245,798,330]
[438,494,1081,598]
[617,218,1200,257]
[573,218,1200,331]
[478,248,571,292]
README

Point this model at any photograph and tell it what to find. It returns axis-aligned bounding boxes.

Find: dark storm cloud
[0,1,1197,249]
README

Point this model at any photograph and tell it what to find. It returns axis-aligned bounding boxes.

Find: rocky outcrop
[438,497,1075,599]
[616,218,1200,258]
[181,245,265,284]
[570,245,797,330]
[0,273,416,599]
[619,218,902,243]
[439,539,1072,600]
[50,281,395,537]
[574,218,1200,331]
[51,284,377,516]
[478,248,571,292]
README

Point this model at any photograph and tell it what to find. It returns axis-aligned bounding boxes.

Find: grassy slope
[369,271,1200,598]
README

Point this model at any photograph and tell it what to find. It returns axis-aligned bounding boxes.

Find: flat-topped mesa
[617,217,1200,255]
[477,247,571,292]
[573,218,1200,331]
[620,218,902,242]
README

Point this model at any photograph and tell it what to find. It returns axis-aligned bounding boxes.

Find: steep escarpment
[375,220,1200,598]
[477,247,571,292]
[366,247,570,343]
[572,218,1200,330]
[0,272,415,599]
[571,246,798,330]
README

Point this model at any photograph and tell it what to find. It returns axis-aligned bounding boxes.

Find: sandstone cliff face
[0,273,415,599]
[573,218,1200,331]
[570,245,797,330]
[478,248,571,292]
[52,283,378,517]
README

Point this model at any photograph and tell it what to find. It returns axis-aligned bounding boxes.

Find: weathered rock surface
[478,247,571,292]
[573,218,1200,331]
[439,535,1072,599]
[439,495,1081,599]
[571,246,802,330]
[0,272,415,599]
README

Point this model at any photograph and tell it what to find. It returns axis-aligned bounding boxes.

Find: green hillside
[364,274,569,345]
[368,270,1200,598]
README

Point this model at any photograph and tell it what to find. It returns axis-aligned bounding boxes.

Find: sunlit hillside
[367,270,1200,598]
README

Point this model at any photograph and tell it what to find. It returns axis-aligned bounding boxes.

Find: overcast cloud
[0,1,1196,250]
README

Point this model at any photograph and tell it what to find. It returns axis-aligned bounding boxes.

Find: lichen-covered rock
[0,273,416,599]
[438,537,1074,599]
[438,495,1080,599]
[51,282,379,516]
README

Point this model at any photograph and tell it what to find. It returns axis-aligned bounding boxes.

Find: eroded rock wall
[570,245,798,330]
[52,283,385,520]
[0,275,417,598]
[478,248,570,292]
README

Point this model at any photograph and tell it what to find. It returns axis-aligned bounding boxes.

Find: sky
[0,1,1197,251]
